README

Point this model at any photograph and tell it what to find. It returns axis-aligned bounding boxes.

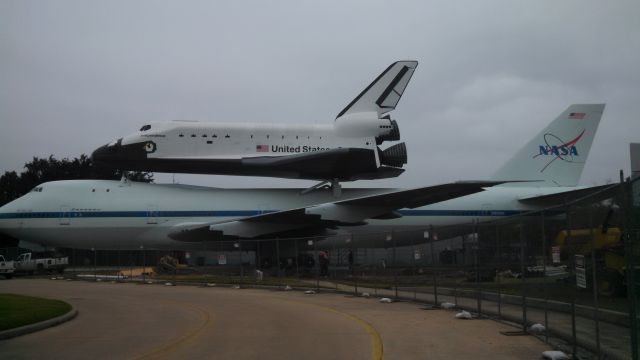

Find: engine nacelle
[334,111,395,138]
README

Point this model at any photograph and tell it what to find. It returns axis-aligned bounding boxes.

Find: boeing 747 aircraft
[0,104,608,250]
[92,61,418,195]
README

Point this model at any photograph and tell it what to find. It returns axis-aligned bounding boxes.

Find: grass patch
[0,294,72,331]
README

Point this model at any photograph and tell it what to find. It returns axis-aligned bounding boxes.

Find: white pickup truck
[14,252,68,274]
[0,255,15,279]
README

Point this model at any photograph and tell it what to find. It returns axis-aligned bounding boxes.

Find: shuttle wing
[168,181,503,242]
[241,148,403,181]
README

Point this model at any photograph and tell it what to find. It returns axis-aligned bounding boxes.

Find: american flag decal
[256,144,269,152]
[568,112,585,119]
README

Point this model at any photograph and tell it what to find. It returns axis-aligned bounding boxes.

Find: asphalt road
[0,279,548,359]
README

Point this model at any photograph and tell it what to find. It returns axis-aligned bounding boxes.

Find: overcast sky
[1,0,638,189]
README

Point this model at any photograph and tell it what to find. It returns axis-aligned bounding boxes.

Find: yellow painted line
[280,298,384,360]
[323,306,384,360]
[130,300,212,360]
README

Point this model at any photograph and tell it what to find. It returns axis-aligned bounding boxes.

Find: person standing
[347,250,354,274]
[319,251,329,277]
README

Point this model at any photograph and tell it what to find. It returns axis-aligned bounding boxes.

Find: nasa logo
[533,129,585,172]
[538,145,578,156]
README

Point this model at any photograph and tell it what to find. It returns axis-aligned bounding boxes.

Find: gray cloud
[1,0,638,188]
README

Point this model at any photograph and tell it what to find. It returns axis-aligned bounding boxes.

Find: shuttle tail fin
[336,61,418,119]
[491,104,605,187]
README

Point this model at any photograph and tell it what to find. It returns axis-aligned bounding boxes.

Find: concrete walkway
[0,279,549,359]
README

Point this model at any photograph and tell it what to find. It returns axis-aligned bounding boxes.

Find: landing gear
[300,178,342,197]
[119,171,130,186]
[331,179,342,197]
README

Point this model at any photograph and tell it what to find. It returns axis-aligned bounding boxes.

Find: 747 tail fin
[492,104,605,187]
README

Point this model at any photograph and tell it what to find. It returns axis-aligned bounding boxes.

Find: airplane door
[257,203,270,215]
[481,203,493,217]
[59,206,71,225]
[147,206,158,224]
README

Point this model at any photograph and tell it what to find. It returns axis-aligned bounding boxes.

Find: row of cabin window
[178,134,322,140]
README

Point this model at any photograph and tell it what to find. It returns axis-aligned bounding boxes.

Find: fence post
[92,247,97,280]
[276,237,281,278]
[336,238,340,291]
[475,219,482,316]
[314,239,319,291]
[519,225,527,332]
[622,172,639,360]
[239,241,244,283]
[495,224,502,318]
[353,238,358,296]
[116,247,121,281]
[541,211,549,344]
[393,231,398,300]
[294,239,299,279]
[589,210,601,357]
[256,240,261,274]
[566,203,577,357]
[410,232,416,300]
[428,226,439,306]
[141,245,146,283]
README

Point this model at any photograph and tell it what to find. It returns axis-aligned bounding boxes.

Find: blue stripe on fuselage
[0,209,560,219]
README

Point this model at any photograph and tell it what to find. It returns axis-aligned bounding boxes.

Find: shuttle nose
[91,138,151,168]
[91,138,123,165]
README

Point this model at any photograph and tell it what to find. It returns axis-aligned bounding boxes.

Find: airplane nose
[0,202,14,237]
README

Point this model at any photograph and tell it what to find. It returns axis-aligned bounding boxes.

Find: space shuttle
[92,61,418,194]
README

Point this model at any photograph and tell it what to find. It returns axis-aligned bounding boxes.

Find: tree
[0,154,153,206]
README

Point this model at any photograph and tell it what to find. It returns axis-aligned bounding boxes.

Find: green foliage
[0,293,72,331]
[0,154,153,206]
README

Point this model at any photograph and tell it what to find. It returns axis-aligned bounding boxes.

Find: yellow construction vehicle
[555,227,625,296]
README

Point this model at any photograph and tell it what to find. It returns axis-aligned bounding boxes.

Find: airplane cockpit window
[30,186,43,193]
[140,125,151,131]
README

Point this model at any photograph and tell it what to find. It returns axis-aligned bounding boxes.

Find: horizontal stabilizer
[518,184,618,207]
[337,61,418,118]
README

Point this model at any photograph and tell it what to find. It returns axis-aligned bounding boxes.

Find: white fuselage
[125,117,392,160]
[0,180,571,250]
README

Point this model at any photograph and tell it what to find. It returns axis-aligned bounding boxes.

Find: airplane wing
[336,61,418,118]
[517,184,619,207]
[168,181,503,242]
